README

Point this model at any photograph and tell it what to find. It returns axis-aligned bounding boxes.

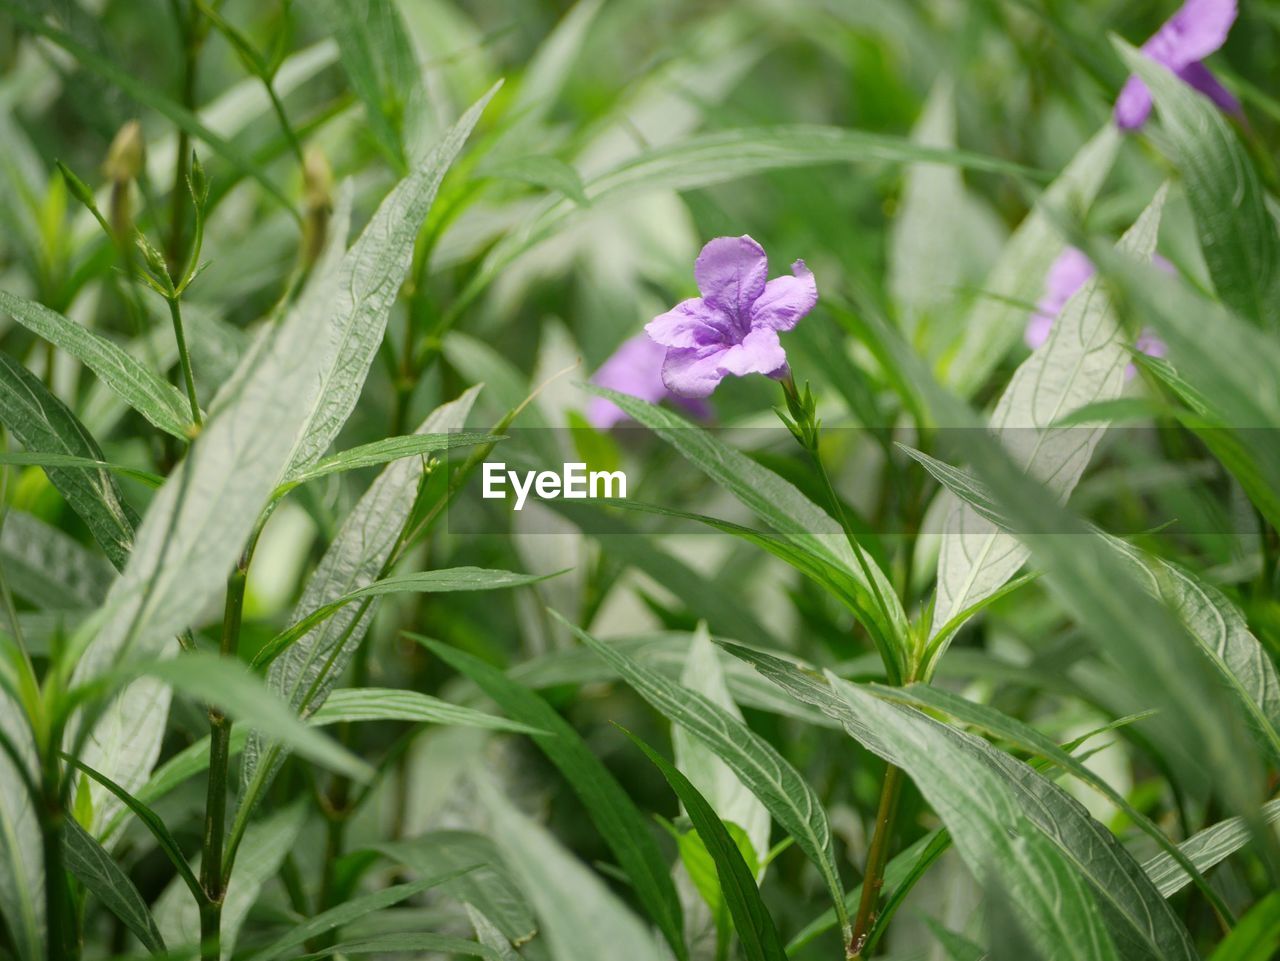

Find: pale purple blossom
[1025,247,1172,373]
[645,235,818,399]
[587,333,708,428]
[1115,0,1240,130]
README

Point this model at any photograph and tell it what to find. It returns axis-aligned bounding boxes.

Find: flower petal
[1115,76,1154,129]
[694,235,768,318]
[661,346,732,399]
[716,327,788,378]
[645,298,731,349]
[750,259,818,332]
[1025,312,1054,350]
[587,334,672,428]
[1144,0,1237,71]
[1175,60,1241,114]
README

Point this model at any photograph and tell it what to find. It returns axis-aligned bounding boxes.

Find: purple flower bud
[645,235,818,399]
[1114,0,1240,130]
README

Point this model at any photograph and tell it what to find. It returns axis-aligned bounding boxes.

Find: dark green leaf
[63,816,165,955]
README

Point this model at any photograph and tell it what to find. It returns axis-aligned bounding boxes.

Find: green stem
[166,295,202,427]
[199,555,247,961]
[40,717,77,961]
[848,763,905,960]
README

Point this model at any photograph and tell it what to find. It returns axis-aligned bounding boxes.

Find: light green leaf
[137,653,371,781]
[1207,891,1280,961]
[0,691,41,961]
[0,451,163,488]
[310,687,541,734]
[725,646,1196,961]
[279,430,493,492]
[586,388,908,680]
[371,831,536,946]
[243,387,481,796]
[481,155,589,206]
[506,0,602,126]
[930,185,1167,656]
[624,729,786,961]
[419,637,687,960]
[0,290,193,438]
[554,613,850,943]
[1142,800,1280,898]
[466,905,522,961]
[292,934,501,961]
[253,567,556,669]
[946,125,1120,395]
[0,510,112,610]
[1118,40,1280,330]
[0,353,137,569]
[63,816,165,955]
[244,868,478,961]
[673,625,770,868]
[479,778,669,961]
[283,86,497,475]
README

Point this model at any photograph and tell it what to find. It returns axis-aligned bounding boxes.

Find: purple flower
[1114,0,1240,130]
[645,235,818,399]
[1025,247,1172,372]
[587,333,709,428]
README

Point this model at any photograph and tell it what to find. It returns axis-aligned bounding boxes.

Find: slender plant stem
[40,716,76,961]
[849,763,905,960]
[199,553,248,961]
[166,295,202,426]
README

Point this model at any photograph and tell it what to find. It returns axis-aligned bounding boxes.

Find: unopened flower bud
[103,120,145,183]
[301,145,333,267]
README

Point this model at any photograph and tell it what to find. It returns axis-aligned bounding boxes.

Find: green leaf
[291,934,501,961]
[136,653,371,781]
[466,905,523,961]
[0,290,193,437]
[1207,892,1280,961]
[278,431,494,493]
[283,85,497,475]
[63,754,203,904]
[505,0,602,127]
[0,451,163,488]
[930,185,1167,657]
[1141,800,1280,898]
[371,831,536,946]
[622,728,787,961]
[1,1,297,217]
[0,692,41,961]
[253,567,558,669]
[723,646,1197,961]
[244,868,479,961]
[417,637,688,961]
[243,387,482,797]
[478,777,670,961]
[63,816,165,955]
[0,510,112,610]
[310,687,542,734]
[481,155,589,206]
[586,388,908,680]
[1117,40,1280,330]
[946,125,1120,395]
[0,352,138,569]
[552,613,850,943]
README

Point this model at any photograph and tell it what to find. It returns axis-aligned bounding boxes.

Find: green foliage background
[1,1,1279,960]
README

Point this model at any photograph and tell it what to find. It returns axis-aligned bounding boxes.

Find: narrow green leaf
[292,934,501,961]
[930,185,1167,656]
[622,728,787,961]
[481,155,589,206]
[725,646,1197,961]
[946,125,1120,395]
[0,691,41,961]
[1207,892,1280,961]
[417,637,688,961]
[586,388,908,679]
[245,868,478,961]
[0,451,163,488]
[63,754,203,904]
[1117,40,1280,330]
[479,777,670,961]
[1142,800,1280,898]
[553,613,850,943]
[278,431,495,493]
[136,653,371,781]
[253,568,557,669]
[310,687,542,734]
[0,353,137,569]
[0,510,112,610]
[0,290,193,437]
[63,816,165,954]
